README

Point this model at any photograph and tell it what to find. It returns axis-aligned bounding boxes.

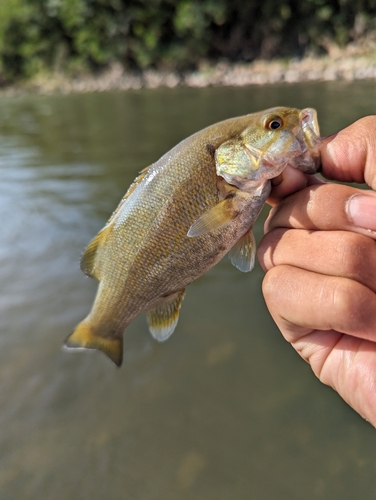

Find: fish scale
[65,107,322,366]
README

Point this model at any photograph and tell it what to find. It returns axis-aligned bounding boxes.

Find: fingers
[258,228,376,293]
[267,115,376,204]
[260,114,376,426]
[321,116,376,188]
[268,165,322,206]
[320,335,376,427]
[298,330,376,427]
[261,265,376,426]
[262,265,376,343]
[264,183,376,240]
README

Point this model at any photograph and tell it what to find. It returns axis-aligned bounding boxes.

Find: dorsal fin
[80,225,112,280]
[80,166,152,280]
[106,165,152,225]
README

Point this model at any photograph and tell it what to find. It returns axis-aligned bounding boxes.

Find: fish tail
[65,319,123,367]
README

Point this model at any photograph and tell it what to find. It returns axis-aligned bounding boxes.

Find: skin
[257,116,376,426]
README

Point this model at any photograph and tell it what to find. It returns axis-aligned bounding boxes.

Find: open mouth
[300,108,322,152]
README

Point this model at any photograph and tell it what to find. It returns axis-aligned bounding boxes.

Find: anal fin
[228,230,256,272]
[146,289,185,342]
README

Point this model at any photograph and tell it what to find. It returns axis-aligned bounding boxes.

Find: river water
[0,81,376,499]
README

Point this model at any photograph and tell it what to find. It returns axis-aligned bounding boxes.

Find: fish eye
[265,116,283,130]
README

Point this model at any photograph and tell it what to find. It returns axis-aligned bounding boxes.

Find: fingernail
[347,194,376,231]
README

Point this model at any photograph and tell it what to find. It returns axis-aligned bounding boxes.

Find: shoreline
[2,49,376,96]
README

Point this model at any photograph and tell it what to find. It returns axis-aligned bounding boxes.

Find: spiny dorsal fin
[228,230,256,272]
[187,198,238,237]
[80,224,112,280]
[106,165,152,225]
[81,166,152,280]
[65,319,123,367]
[146,289,186,342]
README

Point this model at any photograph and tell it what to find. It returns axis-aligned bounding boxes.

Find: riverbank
[2,43,376,96]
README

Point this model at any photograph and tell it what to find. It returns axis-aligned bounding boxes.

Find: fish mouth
[300,108,320,138]
[294,108,323,174]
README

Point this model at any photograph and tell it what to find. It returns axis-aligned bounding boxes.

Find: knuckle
[331,279,376,332]
[338,232,375,279]
[305,183,353,230]
[358,115,376,130]
[339,232,365,271]
[257,228,288,269]
[261,265,286,301]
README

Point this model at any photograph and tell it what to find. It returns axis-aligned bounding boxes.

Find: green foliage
[0,0,375,83]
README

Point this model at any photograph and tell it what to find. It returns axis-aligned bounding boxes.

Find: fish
[65,106,322,366]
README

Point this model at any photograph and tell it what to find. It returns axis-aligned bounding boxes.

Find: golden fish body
[66,107,322,366]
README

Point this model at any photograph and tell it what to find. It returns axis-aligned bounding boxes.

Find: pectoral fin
[146,290,185,342]
[228,230,256,272]
[65,319,123,367]
[187,198,238,237]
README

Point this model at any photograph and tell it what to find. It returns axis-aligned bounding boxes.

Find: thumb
[321,116,376,189]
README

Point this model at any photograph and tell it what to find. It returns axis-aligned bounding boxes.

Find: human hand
[258,116,376,425]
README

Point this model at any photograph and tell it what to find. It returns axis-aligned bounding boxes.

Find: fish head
[215,107,322,191]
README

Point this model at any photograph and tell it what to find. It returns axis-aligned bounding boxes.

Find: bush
[0,0,375,83]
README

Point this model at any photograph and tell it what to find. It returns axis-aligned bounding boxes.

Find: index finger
[267,165,323,207]
[263,182,376,240]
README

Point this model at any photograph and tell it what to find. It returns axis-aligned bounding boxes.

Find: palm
[292,330,376,425]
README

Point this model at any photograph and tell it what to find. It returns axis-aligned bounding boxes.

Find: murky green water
[1,81,376,499]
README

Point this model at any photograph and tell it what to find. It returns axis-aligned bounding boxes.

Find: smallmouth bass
[66,107,322,366]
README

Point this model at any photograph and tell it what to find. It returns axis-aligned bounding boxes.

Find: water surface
[1,81,376,499]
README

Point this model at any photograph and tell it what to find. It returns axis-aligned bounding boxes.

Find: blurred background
[1,2,376,500]
[0,0,375,85]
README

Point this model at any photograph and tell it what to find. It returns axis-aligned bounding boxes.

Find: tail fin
[65,320,123,367]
